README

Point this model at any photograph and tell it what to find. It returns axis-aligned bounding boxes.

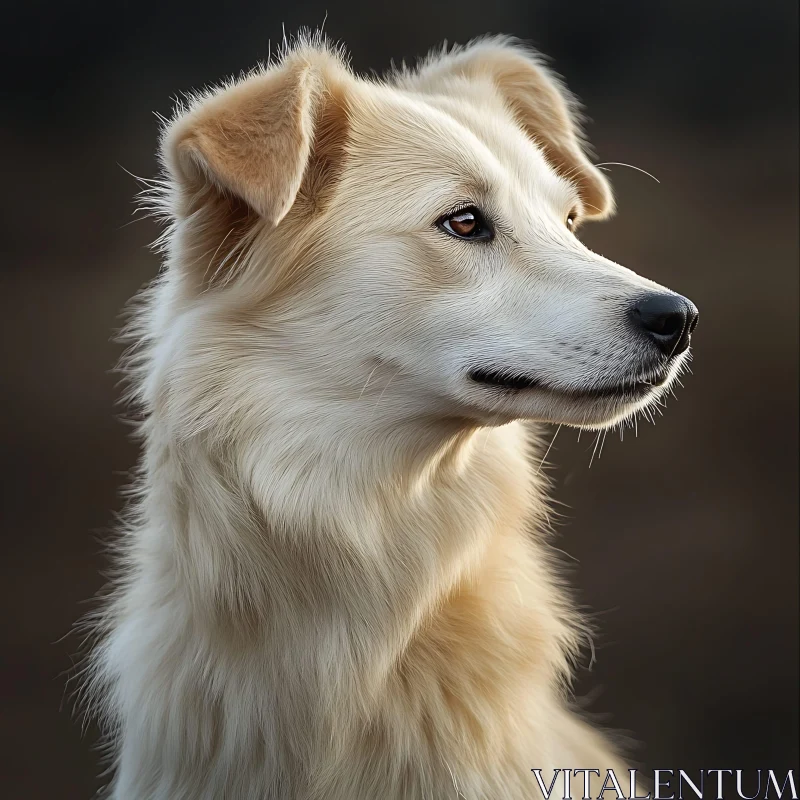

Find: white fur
[83,34,691,799]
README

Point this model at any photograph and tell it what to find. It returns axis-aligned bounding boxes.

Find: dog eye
[566,211,578,231]
[437,207,493,241]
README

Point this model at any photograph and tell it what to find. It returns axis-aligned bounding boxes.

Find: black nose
[630,293,699,356]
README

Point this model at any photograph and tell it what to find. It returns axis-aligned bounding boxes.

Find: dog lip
[468,366,670,398]
[467,367,540,390]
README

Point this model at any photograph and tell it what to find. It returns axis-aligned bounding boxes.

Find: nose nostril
[630,293,697,357]
[651,312,684,338]
[688,313,699,334]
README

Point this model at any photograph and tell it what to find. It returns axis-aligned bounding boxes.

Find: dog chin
[456,390,646,430]
[539,361,687,429]
[550,391,660,430]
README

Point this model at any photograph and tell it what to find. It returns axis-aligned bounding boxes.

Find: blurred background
[1,1,798,797]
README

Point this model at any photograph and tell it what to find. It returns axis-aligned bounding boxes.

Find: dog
[84,33,697,799]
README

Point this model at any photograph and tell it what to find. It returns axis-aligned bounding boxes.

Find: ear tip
[584,176,617,220]
[160,124,204,187]
[279,34,353,84]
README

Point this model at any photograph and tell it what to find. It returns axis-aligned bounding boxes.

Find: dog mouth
[467,366,670,400]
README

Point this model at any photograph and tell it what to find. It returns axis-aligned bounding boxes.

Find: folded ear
[163,46,350,227]
[400,39,614,219]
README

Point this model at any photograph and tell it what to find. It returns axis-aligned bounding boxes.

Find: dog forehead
[344,81,571,206]
[345,84,498,176]
[423,92,550,165]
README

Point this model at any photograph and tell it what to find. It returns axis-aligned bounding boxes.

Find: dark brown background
[1,1,798,797]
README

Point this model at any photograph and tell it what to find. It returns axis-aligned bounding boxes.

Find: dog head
[153,35,696,435]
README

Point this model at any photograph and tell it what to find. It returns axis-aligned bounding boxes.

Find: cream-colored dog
[85,33,697,799]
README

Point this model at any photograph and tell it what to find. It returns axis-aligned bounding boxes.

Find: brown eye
[566,211,578,231]
[437,207,493,241]
[450,211,477,236]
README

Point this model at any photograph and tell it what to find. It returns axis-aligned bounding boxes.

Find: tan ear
[401,39,614,219]
[164,48,349,226]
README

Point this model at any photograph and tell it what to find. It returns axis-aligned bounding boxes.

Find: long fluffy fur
[78,32,690,799]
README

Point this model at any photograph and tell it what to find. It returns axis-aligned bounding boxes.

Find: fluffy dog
[85,33,697,799]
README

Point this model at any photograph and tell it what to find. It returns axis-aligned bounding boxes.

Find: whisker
[589,431,602,468]
[535,424,562,476]
[357,363,381,400]
[597,429,608,460]
[594,161,661,184]
[368,367,404,421]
